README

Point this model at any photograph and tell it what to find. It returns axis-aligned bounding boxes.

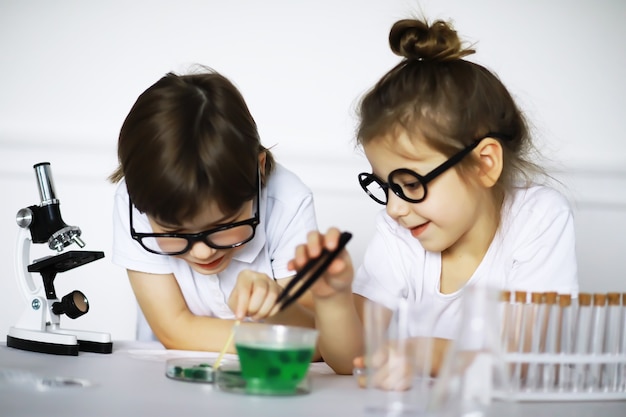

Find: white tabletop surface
[1,340,626,417]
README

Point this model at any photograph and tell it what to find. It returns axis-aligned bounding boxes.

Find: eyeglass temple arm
[419,140,481,184]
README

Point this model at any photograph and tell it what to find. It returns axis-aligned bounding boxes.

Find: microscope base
[6,330,79,356]
[7,326,113,355]
[78,339,113,354]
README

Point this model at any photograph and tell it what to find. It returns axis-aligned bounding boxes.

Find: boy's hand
[228,270,281,320]
[287,227,354,300]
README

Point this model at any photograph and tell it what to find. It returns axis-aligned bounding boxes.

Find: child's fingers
[353,356,367,388]
[233,286,251,320]
[245,278,269,317]
[381,358,413,391]
[305,230,325,258]
[289,228,345,272]
[369,359,412,391]
[353,356,365,369]
[291,242,312,269]
[321,227,342,251]
[365,344,414,391]
[302,227,341,259]
[249,283,279,320]
[231,270,276,320]
[325,255,348,275]
[370,347,389,368]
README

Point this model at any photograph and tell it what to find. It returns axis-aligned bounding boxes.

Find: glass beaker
[362,298,436,416]
[428,285,511,416]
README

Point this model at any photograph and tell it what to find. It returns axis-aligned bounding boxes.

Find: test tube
[603,292,621,391]
[573,293,592,391]
[587,293,607,391]
[512,291,528,390]
[513,291,527,350]
[617,293,626,391]
[557,294,573,391]
[542,292,559,391]
[525,292,545,392]
[620,294,626,391]
[500,290,513,350]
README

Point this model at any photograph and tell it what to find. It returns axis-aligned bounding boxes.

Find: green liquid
[235,344,314,394]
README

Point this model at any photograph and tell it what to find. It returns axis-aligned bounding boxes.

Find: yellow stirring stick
[213,319,240,371]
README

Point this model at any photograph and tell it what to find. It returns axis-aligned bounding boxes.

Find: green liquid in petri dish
[235,344,314,394]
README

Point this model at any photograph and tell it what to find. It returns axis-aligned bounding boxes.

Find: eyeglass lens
[139,224,256,254]
[360,171,426,205]
[390,170,426,202]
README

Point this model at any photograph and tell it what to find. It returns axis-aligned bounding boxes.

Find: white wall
[1,0,625,341]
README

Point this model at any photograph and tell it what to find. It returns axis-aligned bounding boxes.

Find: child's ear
[474,138,503,188]
[258,151,267,181]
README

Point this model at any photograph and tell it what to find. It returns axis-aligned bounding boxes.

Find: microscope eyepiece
[23,162,85,251]
[34,162,59,206]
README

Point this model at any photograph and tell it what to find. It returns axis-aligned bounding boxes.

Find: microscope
[6,162,113,356]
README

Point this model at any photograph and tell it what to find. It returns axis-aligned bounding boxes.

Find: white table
[1,341,625,417]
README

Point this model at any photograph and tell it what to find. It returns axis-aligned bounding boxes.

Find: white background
[1,0,625,341]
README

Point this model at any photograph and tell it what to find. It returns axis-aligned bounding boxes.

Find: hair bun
[389,18,474,62]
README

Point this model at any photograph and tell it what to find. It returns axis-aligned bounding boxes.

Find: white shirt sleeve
[264,165,318,279]
[353,211,418,310]
[503,186,579,295]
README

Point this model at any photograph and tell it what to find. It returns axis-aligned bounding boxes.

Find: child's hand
[355,344,415,391]
[287,227,354,301]
[353,356,367,388]
[353,337,440,390]
[228,270,281,320]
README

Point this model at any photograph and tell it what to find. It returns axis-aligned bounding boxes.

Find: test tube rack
[493,291,626,401]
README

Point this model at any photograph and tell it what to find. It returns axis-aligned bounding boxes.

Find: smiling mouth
[410,222,430,237]
[196,256,224,269]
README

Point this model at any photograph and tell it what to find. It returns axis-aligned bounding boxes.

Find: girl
[290,17,579,376]
[109,68,322,354]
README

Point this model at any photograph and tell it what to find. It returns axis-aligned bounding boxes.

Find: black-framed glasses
[129,171,261,255]
[358,133,507,205]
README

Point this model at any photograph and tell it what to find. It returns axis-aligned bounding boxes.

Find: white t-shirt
[352,185,579,340]
[111,163,318,339]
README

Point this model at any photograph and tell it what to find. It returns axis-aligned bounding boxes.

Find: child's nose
[188,240,217,259]
[385,192,411,219]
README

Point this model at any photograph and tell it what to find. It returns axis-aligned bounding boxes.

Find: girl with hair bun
[289,17,578,378]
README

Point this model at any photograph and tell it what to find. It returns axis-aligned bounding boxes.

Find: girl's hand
[353,356,367,388]
[361,343,415,391]
[354,337,442,390]
[228,270,281,320]
[287,227,354,300]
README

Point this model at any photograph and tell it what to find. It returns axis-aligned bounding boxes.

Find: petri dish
[165,358,218,383]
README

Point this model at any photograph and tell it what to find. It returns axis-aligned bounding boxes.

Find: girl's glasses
[358,133,507,205]
[129,171,261,255]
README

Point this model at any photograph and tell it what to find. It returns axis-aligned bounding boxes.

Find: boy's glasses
[358,134,506,205]
[129,171,261,255]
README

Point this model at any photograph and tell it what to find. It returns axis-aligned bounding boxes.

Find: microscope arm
[14,226,43,303]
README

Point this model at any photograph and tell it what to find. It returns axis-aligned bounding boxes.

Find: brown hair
[357,18,545,201]
[109,68,275,224]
